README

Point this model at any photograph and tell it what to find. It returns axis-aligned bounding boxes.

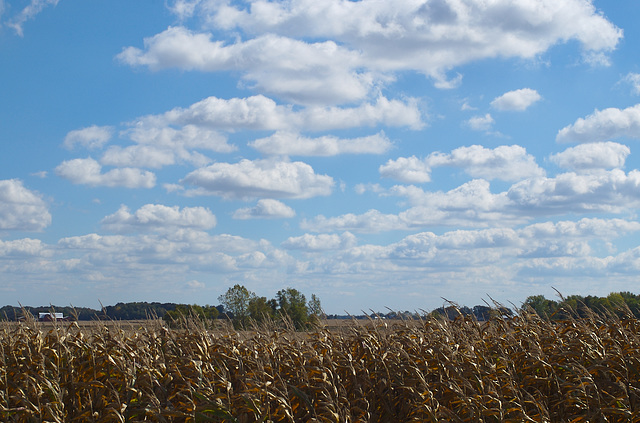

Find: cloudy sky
[2,0,640,314]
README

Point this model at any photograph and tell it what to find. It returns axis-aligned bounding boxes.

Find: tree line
[4,290,640,327]
[0,285,324,330]
[522,291,640,319]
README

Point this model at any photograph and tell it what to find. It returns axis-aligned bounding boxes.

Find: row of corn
[2,310,640,422]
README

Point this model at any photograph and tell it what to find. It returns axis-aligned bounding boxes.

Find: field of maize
[2,310,640,422]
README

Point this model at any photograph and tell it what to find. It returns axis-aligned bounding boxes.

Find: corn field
[2,310,640,422]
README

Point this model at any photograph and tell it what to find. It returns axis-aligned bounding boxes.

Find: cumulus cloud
[126,124,233,152]
[146,94,423,131]
[301,209,407,233]
[299,217,640,282]
[282,232,356,251]
[118,29,375,105]
[507,170,640,214]
[56,230,291,276]
[140,0,622,102]
[55,158,156,188]
[491,88,541,111]
[521,218,640,240]
[0,238,49,257]
[180,158,334,199]
[394,180,519,227]
[311,167,640,233]
[232,199,296,220]
[5,0,59,36]
[399,170,640,222]
[99,124,234,169]
[556,104,640,143]
[0,179,51,231]
[466,114,494,131]
[381,145,543,183]
[429,145,544,181]
[101,204,217,233]
[379,156,431,184]
[549,142,630,170]
[250,131,392,156]
[100,145,179,169]
[63,125,113,150]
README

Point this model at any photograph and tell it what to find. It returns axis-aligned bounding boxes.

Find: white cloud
[118,29,375,105]
[301,209,407,233]
[507,170,640,214]
[98,124,234,169]
[100,145,179,169]
[126,124,233,152]
[282,232,356,251]
[0,179,51,231]
[153,0,621,94]
[0,238,49,257]
[466,113,494,131]
[313,168,640,233]
[623,73,640,95]
[381,145,543,183]
[55,158,156,188]
[581,51,612,67]
[147,94,423,131]
[379,156,431,184]
[63,125,113,150]
[354,183,384,195]
[5,0,59,36]
[101,204,217,233]
[180,158,334,199]
[232,199,296,220]
[394,180,520,228]
[250,131,392,156]
[461,99,477,111]
[300,217,640,283]
[167,0,202,20]
[429,145,544,181]
[556,104,640,143]
[392,170,640,223]
[55,230,291,276]
[549,142,630,170]
[521,218,640,240]
[491,88,541,111]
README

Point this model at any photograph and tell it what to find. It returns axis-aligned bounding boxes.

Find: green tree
[247,296,276,323]
[308,294,324,321]
[523,295,558,319]
[276,287,308,329]
[218,284,254,329]
[163,304,218,327]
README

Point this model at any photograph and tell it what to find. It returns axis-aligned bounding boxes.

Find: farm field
[2,312,640,422]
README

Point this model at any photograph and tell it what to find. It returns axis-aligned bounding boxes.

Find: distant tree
[523,295,558,319]
[276,288,308,329]
[103,302,178,320]
[473,305,492,321]
[619,292,640,317]
[247,296,276,324]
[163,304,218,327]
[308,294,324,321]
[218,284,254,329]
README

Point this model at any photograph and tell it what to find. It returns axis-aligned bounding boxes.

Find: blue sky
[2,0,640,314]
